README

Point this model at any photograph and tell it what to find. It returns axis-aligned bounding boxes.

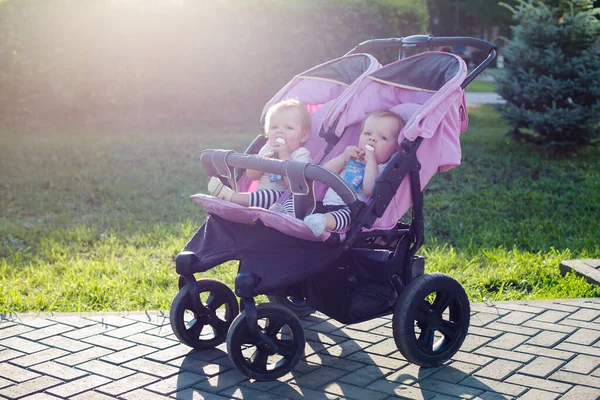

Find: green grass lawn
[465,80,497,93]
[1,106,599,313]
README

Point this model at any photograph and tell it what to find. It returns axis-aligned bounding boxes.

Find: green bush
[0,0,428,129]
[496,0,600,153]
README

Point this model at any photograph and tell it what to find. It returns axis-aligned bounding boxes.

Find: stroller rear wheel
[170,279,239,350]
[392,273,470,367]
[267,295,314,317]
[227,303,305,381]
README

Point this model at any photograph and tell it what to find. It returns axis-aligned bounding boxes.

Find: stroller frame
[170,35,497,381]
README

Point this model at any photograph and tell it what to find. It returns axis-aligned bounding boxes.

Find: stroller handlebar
[346,35,497,89]
[201,150,358,206]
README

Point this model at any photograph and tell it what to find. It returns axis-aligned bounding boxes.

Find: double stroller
[170,35,496,381]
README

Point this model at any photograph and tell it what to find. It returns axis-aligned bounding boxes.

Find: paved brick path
[1,298,600,399]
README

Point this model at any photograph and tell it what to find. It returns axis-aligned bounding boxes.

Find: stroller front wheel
[227,303,305,381]
[170,279,239,350]
[392,273,470,367]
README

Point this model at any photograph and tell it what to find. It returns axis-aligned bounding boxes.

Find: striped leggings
[250,190,352,231]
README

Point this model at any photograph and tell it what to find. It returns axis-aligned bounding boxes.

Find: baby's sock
[304,214,327,236]
[207,177,233,201]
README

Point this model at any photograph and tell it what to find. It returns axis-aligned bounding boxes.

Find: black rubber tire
[392,273,470,367]
[267,295,314,317]
[170,279,239,350]
[227,303,305,381]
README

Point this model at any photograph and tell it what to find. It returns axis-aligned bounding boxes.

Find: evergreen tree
[497,0,600,152]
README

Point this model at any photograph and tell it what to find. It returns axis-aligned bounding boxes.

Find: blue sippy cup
[340,158,366,192]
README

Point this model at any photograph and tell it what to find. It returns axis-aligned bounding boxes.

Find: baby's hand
[343,146,363,161]
[273,143,291,160]
[263,151,275,159]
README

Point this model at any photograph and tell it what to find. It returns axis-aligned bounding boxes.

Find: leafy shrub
[0,0,428,129]
[497,0,600,152]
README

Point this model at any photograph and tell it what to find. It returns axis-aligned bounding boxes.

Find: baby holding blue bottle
[303,110,405,236]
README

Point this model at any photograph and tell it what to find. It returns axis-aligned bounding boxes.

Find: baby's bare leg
[230,192,250,206]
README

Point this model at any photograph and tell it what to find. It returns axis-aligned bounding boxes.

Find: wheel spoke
[249,347,269,373]
[432,291,453,314]
[438,320,459,341]
[265,317,286,337]
[205,292,227,312]
[275,339,296,359]
[208,316,229,334]
[187,318,205,339]
[415,300,431,321]
[417,326,435,352]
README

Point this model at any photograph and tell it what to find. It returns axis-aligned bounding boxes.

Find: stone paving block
[514,344,574,360]
[532,301,579,313]
[46,375,111,398]
[569,308,600,321]
[477,391,513,399]
[363,337,399,356]
[429,361,481,383]
[291,366,349,390]
[304,330,343,346]
[172,388,231,399]
[304,352,364,372]
[168,355,231,377]
[561,354,600,374]
[0,337,49,354]
[40,335,93,352]
[85,315,138,327]
[76,359,136,380]
[100,343,156,364]
[474,359,523,380]
[0,377,12,389]
[96,372,159,396]
[30,361,88,380]
[48,315,98,329]
[505,373,572,393]
[416,377,485,398]
[184,346,228,363]
[486,333,529,350]
[103,322,156,339]
[549,370,600,388]
[193,369,247,393]
[20,393,63,400]
[459,376,527,397]
[486,322,540,337]
[474,346,534,363]
[17,318,56,329]
[459,334,492,352]
[0,376,63,399]
[123,311,169,326]
[531,310,570,324]
[555,341,600,357]
[329,326,388,343]
[20,323,74,341]
[268,382,338,399]
[306,319,346,334]
[239,374,292,392]
[384,364,442,385]
[121,388,172,399]
[82,334,138,351]
[123,358,180,378]
[523,320,576,334]
[525,331,567,348]
[318,338,369,358]
[370,324,393,337]
[124,332,179,349]
[470,312,501,327]
[144,324,175,338]
[451,351,494,367]
[560,385,600,400]
[517,356,564,378]
[559,318,600,331]
[517,388,559,399]
[491,303,546,315]
[467,326,503,338]
[0,348,25,362]
[55,347,113,366]
[0,363,41,382]
[146,343,194,362]
[221,385,298,400]
[346,350,409,370]
[11,348,69,367]
[321,381,389,400]
[304,339,331,357]
[71,390,119,399]
[565,328,600,345]
[497,311,536,325]
[63,324,114,340]
[346,317,389,331]
[366,379,437,399]
[338,364,393,387]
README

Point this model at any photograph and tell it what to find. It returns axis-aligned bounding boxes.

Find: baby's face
[267,108,310,152]
[358,115,401,164]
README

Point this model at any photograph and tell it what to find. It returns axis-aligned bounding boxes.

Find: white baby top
[256,143,312,191]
